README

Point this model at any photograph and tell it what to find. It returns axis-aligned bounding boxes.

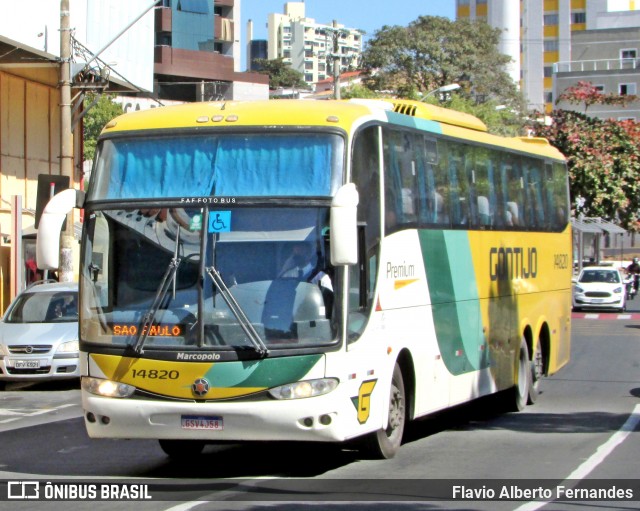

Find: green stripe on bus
[204,354,322,388]
[385,112,443,134]
[419,230,487,375]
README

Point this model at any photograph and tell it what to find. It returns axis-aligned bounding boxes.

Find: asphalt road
[1,298,639,511]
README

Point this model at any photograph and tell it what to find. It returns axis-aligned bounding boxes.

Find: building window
[594,84,605,92]
[571,12,586,24]
[544,14,559,25]
[305,74,313,82]
[544,40,559,52]
[619,83,637,95]
[177,0,208,14]
[544,92,553,104]
[476,0,487,4]
[458,0,470,5]
[621,49,637,59]
[544,66,553,78]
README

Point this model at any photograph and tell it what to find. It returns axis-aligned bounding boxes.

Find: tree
[360,16,524,110]
[425,94,524,137]
[83,93,123,161]
[530,109,640,231]
[340,84,381,99]
[253,58,309,91]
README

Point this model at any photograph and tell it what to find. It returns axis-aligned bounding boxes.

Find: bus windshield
[81,206,338,352]
[89,132,344,200]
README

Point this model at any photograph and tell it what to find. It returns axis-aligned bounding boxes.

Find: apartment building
[267,2,363,85]
[555,26,640,120]
[154,0,268,101]
[456,0,640,112]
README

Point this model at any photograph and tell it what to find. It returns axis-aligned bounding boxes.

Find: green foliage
[361,16,524,109]
[340,84,382,99]
[530,109,640,231]
[83,93,123,161]
[425,95,525,137]
[253,58,309,91]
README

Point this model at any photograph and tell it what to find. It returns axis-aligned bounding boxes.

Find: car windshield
[4,291,78,323]
[579,270,620,284]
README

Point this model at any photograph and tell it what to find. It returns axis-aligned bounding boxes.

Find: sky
[240,0,456,70]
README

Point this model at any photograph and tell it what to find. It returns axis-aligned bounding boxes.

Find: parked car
[572,267,626,312]
[0,280,79,387]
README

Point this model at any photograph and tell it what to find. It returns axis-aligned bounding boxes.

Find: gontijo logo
[489,246,538,281]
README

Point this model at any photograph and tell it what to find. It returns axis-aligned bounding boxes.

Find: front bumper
[82,388,356,443]
[573,294,624,310]
[0,355,80,382]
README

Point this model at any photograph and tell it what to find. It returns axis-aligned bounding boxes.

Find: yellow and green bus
[37,99,571,459]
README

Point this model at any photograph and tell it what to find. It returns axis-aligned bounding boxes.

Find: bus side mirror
[36,189,85,270]
[330,183,359,265]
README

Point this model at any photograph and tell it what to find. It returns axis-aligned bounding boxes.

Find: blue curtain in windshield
[102,135,337,199]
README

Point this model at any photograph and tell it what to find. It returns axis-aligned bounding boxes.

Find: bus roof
[102,99,565,161]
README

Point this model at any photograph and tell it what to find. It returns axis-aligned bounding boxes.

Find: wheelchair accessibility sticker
[209,211,231,233]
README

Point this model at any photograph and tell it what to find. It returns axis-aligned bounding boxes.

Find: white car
[572,266,626,312]
[0,281,79,387]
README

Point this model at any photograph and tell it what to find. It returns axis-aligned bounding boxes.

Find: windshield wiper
[205,266,269,357]
[132,226,182,355]
[131,257,181,354]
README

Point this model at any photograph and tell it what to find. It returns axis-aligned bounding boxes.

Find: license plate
[591,298,604,303]
[12,360,41,369]
[181,415,223,430]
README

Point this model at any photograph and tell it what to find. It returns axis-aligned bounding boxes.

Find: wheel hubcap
[387,386,404,432]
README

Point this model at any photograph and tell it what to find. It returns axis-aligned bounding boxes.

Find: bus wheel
[528,340,544,405]
[158,439,205,458]
[511,338,531,412]
[363,364,406,459]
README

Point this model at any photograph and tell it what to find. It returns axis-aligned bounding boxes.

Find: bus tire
[528,340,543,405]
[511,337,531,412]
[158,439,205,458]
[363,364,406,459]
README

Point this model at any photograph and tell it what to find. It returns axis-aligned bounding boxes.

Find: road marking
[572,312,640,320]
[514,403,640,511]
[0,403,77,424]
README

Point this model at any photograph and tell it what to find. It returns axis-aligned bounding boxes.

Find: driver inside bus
[279,242,333,292]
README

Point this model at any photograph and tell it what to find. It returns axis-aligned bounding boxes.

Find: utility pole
[322,22,347,100]
[331,21,341,100]
[59,0,74,282]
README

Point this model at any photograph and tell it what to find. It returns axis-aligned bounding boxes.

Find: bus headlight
[268,378,338,400]
[82,377,136,398]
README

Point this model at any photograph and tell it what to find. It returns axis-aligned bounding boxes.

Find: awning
[571,218,602,234]
[0,34,138,92]
[581,217,627,235]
